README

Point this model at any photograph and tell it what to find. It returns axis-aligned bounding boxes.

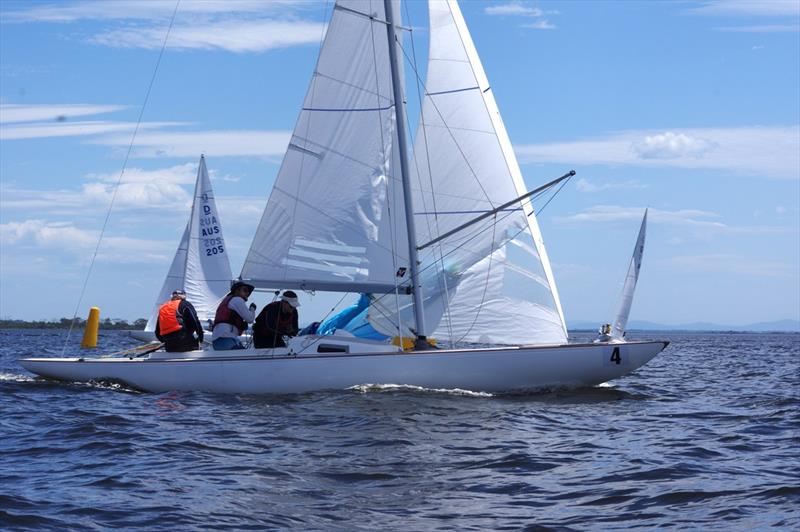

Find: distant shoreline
[0,319,146,330]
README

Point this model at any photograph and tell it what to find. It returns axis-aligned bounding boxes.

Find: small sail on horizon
[144,155,233,331]
[609,209,648,341]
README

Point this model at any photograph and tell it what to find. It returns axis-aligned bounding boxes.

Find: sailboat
[19,0,667,394]
[129,155,232,342]
[597,209,648,343]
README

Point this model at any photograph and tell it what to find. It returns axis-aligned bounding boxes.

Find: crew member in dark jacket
[155,289,204,352]
[253,291,300,348]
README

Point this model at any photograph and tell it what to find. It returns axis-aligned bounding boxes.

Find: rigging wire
[61,0,181,356]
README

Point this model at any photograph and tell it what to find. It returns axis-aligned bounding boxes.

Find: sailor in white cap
[253,290,300,349]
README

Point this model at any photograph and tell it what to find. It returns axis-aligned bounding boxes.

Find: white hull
[19,338,667,395]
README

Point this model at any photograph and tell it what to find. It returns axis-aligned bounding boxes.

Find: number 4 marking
[610,347,621,365]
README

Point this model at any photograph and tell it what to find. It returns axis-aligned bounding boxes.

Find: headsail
[240,0,410,294]
[610,209,648,340]
[145,155,232,330]
[365,0,568,344]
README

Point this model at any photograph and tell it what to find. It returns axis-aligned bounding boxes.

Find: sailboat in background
[20,0,667,394]
[597,209,648,343]
[129,155,232,342]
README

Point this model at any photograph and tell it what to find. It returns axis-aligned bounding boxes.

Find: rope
[61,0,181,356]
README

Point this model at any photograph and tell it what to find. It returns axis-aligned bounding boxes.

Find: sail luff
[611,209,647,339]
[443,0,567,338]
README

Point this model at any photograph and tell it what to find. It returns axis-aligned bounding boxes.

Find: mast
[384,0,428,349]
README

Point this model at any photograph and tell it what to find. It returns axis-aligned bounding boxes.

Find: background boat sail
[20,0,667,394]
[130,155,232,342]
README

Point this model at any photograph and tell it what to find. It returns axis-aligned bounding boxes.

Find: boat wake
[348,383,493,398]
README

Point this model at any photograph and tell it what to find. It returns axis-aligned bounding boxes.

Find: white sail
[144,156,233,330]
[611,209,647,340]
[367,0,567,344]
[240,0,409,294]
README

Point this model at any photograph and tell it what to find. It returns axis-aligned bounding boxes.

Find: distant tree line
[0,318,148,330]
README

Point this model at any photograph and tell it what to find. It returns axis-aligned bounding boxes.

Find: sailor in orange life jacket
[253,291,300,349]
[211,281,256,350]
[155,289,204,352]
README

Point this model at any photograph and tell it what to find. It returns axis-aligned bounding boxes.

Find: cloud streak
[0,103,127,124]
[688,0,800,17]
[515,126,800,179]
[1,1,310,23]
[484,2,556,30]
[89,19,325,53]
[91,129,291,158]
[554,205,795,237]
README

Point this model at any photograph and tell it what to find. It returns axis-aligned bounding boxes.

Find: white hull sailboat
[128,155,232,342]
[20,0,667,395]
[20,337,666,395]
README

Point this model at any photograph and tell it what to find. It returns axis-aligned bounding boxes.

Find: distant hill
[568,319,800,332]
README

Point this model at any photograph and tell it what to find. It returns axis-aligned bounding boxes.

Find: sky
[1,0,798,327]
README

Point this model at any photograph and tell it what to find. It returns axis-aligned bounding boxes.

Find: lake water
[1,329,798,530]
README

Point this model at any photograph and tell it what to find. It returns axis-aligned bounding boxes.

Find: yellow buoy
[81,307,100,349]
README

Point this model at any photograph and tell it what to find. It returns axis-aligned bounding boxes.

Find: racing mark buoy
[81,307,100,349]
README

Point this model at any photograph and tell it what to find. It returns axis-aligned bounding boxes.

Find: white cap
[281,295,300,308]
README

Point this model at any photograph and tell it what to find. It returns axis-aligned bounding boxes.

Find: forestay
[240,0,410,294]
[145,156,232,330]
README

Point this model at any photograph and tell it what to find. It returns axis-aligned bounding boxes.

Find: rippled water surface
[1,329,798,530]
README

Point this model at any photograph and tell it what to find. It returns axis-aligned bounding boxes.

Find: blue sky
[1,0,798,327]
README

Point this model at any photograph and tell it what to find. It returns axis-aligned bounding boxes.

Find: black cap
[171,289,186,297]
[230,281,255,293]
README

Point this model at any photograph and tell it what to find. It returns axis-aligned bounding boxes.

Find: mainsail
[144,155,232,330]
[244,0,568,345]
[240,0,410,294]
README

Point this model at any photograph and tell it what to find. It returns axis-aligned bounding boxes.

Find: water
[1,329,798,530]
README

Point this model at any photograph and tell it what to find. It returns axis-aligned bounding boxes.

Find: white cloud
[0,219,171,263]
[89,19,325,53]
[515,126,800,179]
[87,163,197,184]
[485,2,544,17]
[0,120,182,140]
[574,178,646,193]
[632,132,717,159]
[1,163,201,215]
[522,20,556,30]
[715,24,799,32]
[484,2,556,29]
[91,129,291,158]
[554,205,795,237]
[688,1,800,17]
[0,103,127,124]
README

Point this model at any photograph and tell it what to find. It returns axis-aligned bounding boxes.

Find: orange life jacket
[158,299,183,335]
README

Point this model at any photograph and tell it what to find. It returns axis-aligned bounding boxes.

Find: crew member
[212,281,256,350]
[155,289,204,352]
[253,291,300,348]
